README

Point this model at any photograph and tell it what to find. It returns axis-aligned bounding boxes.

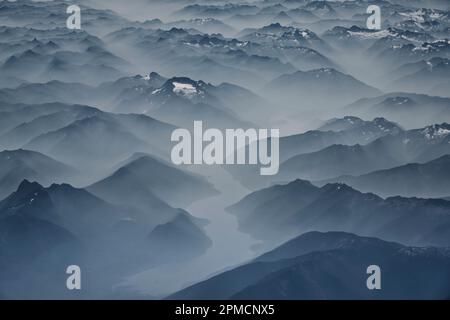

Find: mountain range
[227,179,450,247]
[264,68,381,111]
[87,154,218,208]
[318,154,450,199]
[0,149,77,200]
[0,179,211,298]
[169,231,450,300]
[1,0,449,300]
[225,116,403,189]
[274,123,450,183]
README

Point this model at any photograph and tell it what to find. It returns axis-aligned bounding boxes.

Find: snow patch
[348,29,394,39]
[173,82,197,97]
[399,11,425,23]
[437,128,450,136]
[422,126,450,140]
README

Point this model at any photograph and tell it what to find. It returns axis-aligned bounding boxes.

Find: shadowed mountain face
[88,155,218,208]
[0,180,211,299]
[1,0,450,300]
[169,232,450,300]
[227,179,450,248]
[0,149,77,200]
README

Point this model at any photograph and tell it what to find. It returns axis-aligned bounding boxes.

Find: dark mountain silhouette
[169,231,450,300]
[0,179,211,298]
[148,213,212,262]
[0,149,77,200]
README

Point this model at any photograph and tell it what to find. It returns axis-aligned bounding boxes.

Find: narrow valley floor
[120,167,259,298]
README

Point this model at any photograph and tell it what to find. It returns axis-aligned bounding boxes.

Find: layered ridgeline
[384,57,450,97]
[345,93,450,129]
[318,154,450,199]
[0,149,77,200]
[227,122,450,190]
[237,23,337,70]
[87,153,218,208]
[279,116,402,162]
[227,179,450,247]
[276,123,450,182]
[169,231,450,300]
[0,26,130,85]
[0,73,271,129]
[1,0,449,301]
[264,68,381,110]
[111,73,272,127]
[225,116,402,189]
[0,180,211,299]
[0,102,176,174]
[104,27,295,90]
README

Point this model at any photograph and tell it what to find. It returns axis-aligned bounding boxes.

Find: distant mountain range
[226,116,403,189]
[0,71,275,130]
[385,57,450,97]
[345,92,450,130]
[112,73,270,127]
[237,23,336,67]
[276,122,450,182]
[87,154,218,209]
[264,68,381,110]
[0,102,176,173]
[284,116,402,159]
[0,81,100,106]
[135,18,237,37]
[105,27,294,89]
[24,115,156,170]
[0,22,130,85]
[318,154,450,199]
[227,179,450,247]
[228,121,450,189]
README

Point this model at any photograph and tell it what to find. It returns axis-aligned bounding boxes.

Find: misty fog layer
[1,0,450,300]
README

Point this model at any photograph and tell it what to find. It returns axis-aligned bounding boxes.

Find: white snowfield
[422,125,450,140]
[172,82,197,97]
